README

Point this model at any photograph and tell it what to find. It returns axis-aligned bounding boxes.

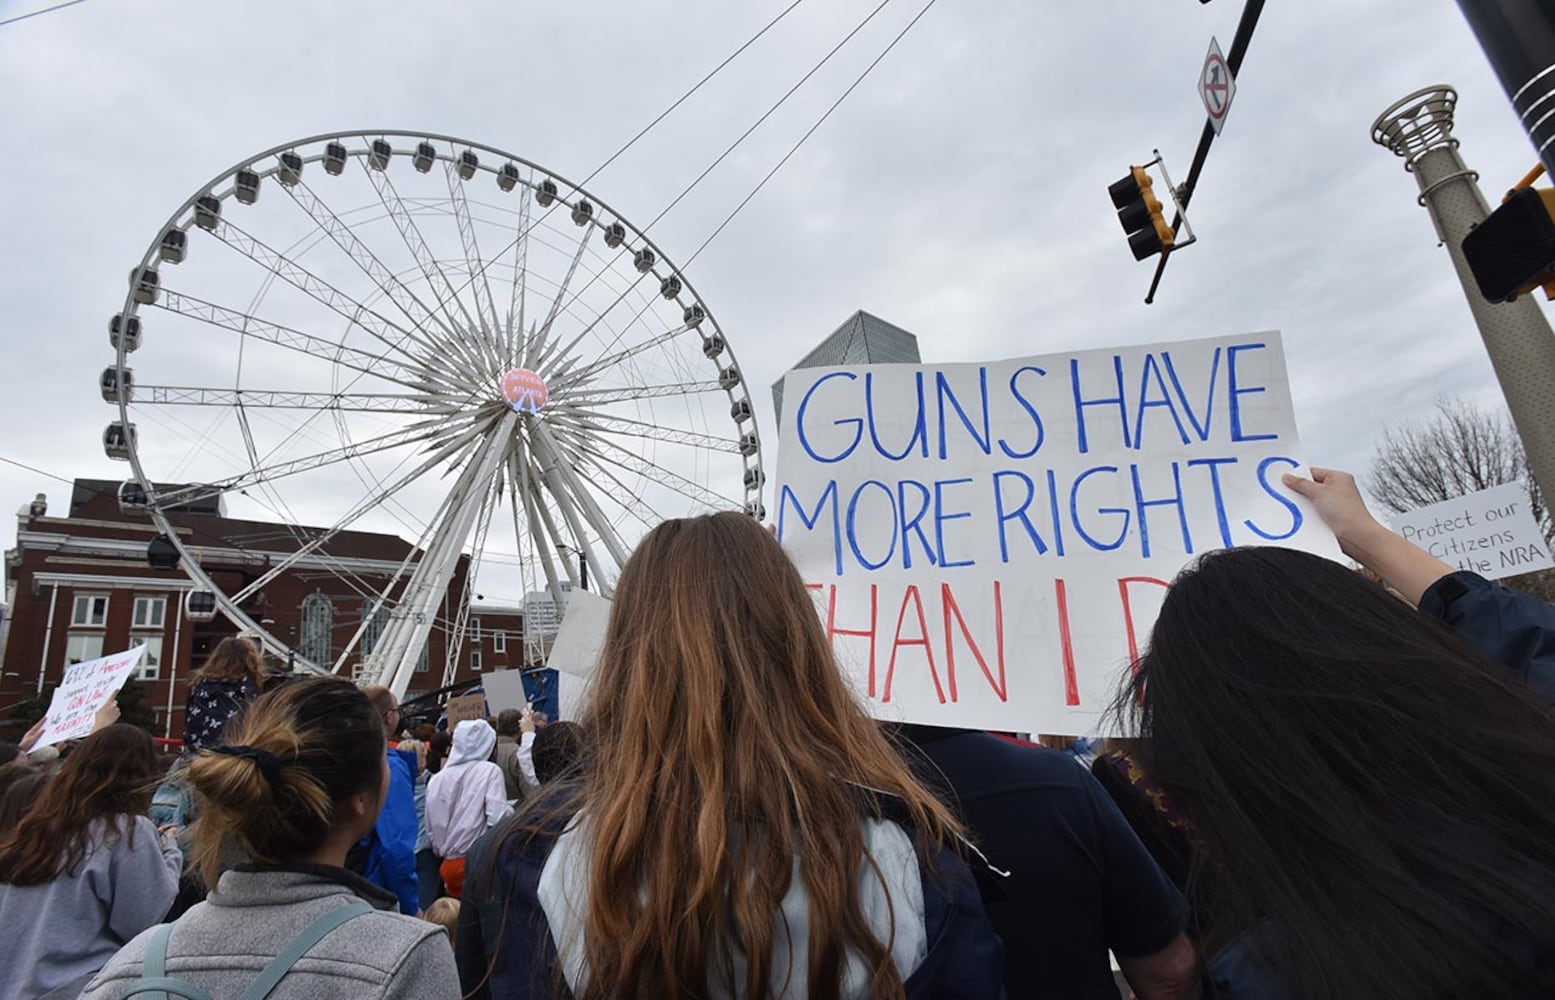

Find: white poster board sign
[775,331,1339,735]
[481,669,530,715]
[35,646,145,749]
[547,590,611,680]
[1389,483,1553,580]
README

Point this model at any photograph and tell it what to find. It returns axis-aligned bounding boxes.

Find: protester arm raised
[1282,469,1455,604]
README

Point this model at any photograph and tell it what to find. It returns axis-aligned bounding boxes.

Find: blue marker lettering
[933,478,977,568]
[1071,355,1131,454]
[866,371,929,460]
[845,481,898,571]
[1069,465,1131,551]
[999,365,1047,459]
[778,481,843,576]
[993,470,1049,562]
[1243,457,1303,540]
[1130,462,1192,559]
[1188,456,1239,547]
[1227,343,1279,443]
[935,368,992,459]
[795,371,863,463]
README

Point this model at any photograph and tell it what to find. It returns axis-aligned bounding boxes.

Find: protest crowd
[2,467,1555,999]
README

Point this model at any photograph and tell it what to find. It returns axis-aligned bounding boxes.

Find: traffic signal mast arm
[1137,0,1266,304]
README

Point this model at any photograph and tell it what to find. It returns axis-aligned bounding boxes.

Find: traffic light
[1109,167,1176,261]
[1462,186,1555,302]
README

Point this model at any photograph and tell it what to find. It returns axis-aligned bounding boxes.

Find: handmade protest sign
[547,590,611,680]
[1390,483,1553,580]
[445,692,488,727]
[775,331,1340,735]
[35,646,146,749]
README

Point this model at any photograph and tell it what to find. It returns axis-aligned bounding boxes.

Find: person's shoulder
[920,730,1093,789]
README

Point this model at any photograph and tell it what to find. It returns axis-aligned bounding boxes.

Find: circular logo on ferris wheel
[501,369,550,414]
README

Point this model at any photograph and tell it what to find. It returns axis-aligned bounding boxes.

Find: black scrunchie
[209,744,284,786]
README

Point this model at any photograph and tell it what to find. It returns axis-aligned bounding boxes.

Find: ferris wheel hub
[500,367,550,414]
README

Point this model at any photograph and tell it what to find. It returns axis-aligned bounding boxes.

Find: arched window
[361,599,387,656]
[299,591,333,667]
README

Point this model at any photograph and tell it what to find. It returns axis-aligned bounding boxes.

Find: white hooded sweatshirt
[426,720,513,859]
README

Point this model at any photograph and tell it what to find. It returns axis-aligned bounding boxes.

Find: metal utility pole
[1144,0,1266,303]
[1372,86,1555,499]
[1454,1,1555,175]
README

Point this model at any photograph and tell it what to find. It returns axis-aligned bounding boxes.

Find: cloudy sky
[1,0,1549,601]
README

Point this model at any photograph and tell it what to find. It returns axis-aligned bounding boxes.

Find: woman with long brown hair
[474,513,1003,999]
[0,724,180,999]
[183,635,267,752]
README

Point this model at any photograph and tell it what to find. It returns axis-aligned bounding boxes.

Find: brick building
[1,479,525,739]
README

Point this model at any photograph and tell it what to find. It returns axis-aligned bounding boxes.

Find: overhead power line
[0,0,90,29]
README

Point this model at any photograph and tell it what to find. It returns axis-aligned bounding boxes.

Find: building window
[132,595,166,630]
[494,631,507,653]
[415,642,428,673]
[299,592,333,667]
[71,594,109,628]
[472,617,483,643]
[361,599,387,656]
[130,635,163,680]
[471,650,482,672]
[65,632,105,665]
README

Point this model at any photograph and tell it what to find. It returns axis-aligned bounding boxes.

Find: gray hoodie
[0,814,181,999]
[81,865,460,1000]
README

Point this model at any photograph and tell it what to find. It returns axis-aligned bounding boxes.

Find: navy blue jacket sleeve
[1419,571,1555,704]
[903,844,1006,1000]
[372,750,421,915]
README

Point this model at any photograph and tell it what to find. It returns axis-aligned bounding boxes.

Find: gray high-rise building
[771,310,922,423]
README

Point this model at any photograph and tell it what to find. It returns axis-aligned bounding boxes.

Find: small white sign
[1199,37,1235,135]
[547,590,611,680]
[35,646,145,749]
[1390,483,1553,580]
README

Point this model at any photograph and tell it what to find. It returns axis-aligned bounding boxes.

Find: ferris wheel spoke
[153,290,433,393]
[133,385,456,415]
[210,220,445,377]
[360,160,486,349]
[150,420,458,510]
[505,184,534,368]
[534,265,654,376]
[562,380,724,404]
[226,430,485,607]
[554,426,741,513]
[569,451,662,535]
[549,409,742,453]
[549,323,693,389]
[525,224,597,371]
[280,177,463,356]
[443,159,503,348]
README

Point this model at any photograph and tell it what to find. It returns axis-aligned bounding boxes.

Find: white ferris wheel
[102,131,766,697]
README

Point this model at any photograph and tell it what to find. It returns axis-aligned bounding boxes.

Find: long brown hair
[0,724,159,884]
[190,635,264,689]
[184,676,385,888]
[569,512,960,1000]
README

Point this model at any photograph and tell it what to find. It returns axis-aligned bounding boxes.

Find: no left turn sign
[1199,36,1235,135]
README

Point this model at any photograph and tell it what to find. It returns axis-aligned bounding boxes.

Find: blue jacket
[1207,571,1555,998]
[361,747,419,916]
[468,787,1005,999]
[1418,571,1555,703]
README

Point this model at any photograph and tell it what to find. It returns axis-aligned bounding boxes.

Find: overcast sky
[1,0,1550,599]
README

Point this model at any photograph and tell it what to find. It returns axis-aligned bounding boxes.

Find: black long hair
[1124,546,1555,999]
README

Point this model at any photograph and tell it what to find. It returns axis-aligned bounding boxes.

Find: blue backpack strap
[121,979,216,1000]
[120,923,218,1000]
[237,901,375,1000]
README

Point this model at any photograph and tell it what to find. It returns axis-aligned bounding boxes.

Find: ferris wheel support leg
[374,411,520,697]
[533,422,630,572]
[529,422,613,597]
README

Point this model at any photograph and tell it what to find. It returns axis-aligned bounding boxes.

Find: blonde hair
[190,636,264,689]
[397,738,426,774]
[424,897,460,948]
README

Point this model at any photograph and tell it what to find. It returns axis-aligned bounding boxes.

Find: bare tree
[1367,397,1548,539]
